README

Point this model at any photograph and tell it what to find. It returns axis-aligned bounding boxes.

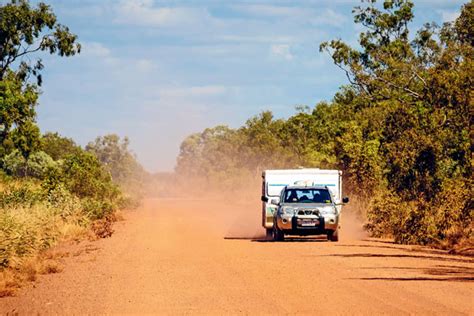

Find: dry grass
[0,269,17,297]
[0,185,119,297]
[91,216,115,239]
[0,249,69,297]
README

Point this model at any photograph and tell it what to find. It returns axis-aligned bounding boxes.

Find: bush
[41,132,81,161]
[81,198,116,220]
[59,151,119,201]
[2,150,56,179]
[0,205,61,268]
[0,181,43,209]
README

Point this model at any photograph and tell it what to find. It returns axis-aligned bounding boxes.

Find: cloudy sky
[30,0,465,172]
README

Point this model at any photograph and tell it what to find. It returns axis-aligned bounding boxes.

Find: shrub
[0,181,42,209]
[2,150,56,179]
[81,198,116,220]
[59,151,119,201]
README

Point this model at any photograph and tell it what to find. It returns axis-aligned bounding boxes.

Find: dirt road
[1,199,473,315]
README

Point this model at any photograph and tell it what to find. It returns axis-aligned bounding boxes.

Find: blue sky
[29,0,466,172]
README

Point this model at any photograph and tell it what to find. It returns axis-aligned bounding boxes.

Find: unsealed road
[2,199,473,315]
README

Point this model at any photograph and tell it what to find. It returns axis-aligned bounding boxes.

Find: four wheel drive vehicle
[270,185,348,241]
[261,169,349,241]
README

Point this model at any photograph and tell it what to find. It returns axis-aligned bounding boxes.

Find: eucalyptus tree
[0,0,80,159]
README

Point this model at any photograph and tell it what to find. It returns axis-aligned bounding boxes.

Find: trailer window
[284,189,332,204]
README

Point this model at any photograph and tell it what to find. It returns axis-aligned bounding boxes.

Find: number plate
[298,219,319,227]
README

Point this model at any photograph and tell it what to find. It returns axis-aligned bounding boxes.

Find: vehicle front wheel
[327,230,339,242]
[273,225,284,241]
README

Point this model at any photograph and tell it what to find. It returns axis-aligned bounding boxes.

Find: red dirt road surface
[1,199,473,315]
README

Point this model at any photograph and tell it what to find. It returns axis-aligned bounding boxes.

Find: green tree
[321,0,473,245]
[41,132,81,161]
[0,71,38,157]
[0,0,81,82]
[2,149,55,178]
[0,0,80,160]
[85,134,145,184]
[58,151,118,200]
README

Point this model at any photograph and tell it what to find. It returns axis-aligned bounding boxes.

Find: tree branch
[375,77,422,99]
[0,36,49,78]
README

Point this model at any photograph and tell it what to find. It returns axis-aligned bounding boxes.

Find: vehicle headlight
[280,207,295,215]
[319,206,336,215]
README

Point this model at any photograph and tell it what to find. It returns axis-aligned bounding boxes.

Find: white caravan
[261,169,343,237]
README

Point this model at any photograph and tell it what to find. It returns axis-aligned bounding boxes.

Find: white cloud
[159,85,230,98]
[313,9,347,27]
[58,4,107,18]
[82,42,111,58]
[234,4,308,17]
[270,44,293,60]
[114,0,210,27]
[80,42,122,67]
[135,59,157,72]
[233,5,346,27]
[437,10,460,22]
[219,35,295,44]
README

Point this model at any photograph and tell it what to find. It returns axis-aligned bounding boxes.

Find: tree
[41,132,81,160]
[175,0,472,247]
[85,134,145,184]
[321,0,473,244]
[0,0,81,83]
[0,71,38,157]
[0,0,80,160]
[2,149,55,178]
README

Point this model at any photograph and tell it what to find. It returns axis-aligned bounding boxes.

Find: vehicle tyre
[273,225,284,241]
[266,228,273,239]
[327,230,339,242]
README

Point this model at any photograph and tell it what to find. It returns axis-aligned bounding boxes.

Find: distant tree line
[176,0,473,248]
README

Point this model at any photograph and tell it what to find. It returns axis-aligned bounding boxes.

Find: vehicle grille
[297,209,319,216]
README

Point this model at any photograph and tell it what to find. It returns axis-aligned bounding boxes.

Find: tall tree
[0,0,80,158]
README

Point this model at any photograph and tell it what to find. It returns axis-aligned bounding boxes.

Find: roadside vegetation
[176,0,473,251]
[0,1,147,296]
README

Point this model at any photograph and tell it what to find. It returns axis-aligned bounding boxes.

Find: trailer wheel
[273,225,284,241]
[327,230,339,242]
[266,229,273,239]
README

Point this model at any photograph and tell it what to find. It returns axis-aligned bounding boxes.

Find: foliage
[0,71,38,158]
[54,151,119,201]
[0,150,122,271]
[176,0,473,248]
[0,0,80,159]
[0,1,147,283]
[41,132,81,160]
[0,180,42,209]
[0,0,81,82]
[86,134,147,207]
[86,134,145,184]
[0,180,85,269]
[2,150,55,178]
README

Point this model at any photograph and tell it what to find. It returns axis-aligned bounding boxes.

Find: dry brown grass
[0,269,17,297]
[0,212,120,297]
[91,216,115,239]
[0,249,68,297]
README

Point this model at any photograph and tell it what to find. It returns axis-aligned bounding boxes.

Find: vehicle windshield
[283,188,332,204]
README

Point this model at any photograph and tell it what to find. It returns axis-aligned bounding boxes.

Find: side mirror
[261,196,269,202]
[270,199,279,205]
[342,197,349,204]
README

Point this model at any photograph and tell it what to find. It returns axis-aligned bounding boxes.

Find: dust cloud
[145,173,266,239]
[145,170,369,241]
